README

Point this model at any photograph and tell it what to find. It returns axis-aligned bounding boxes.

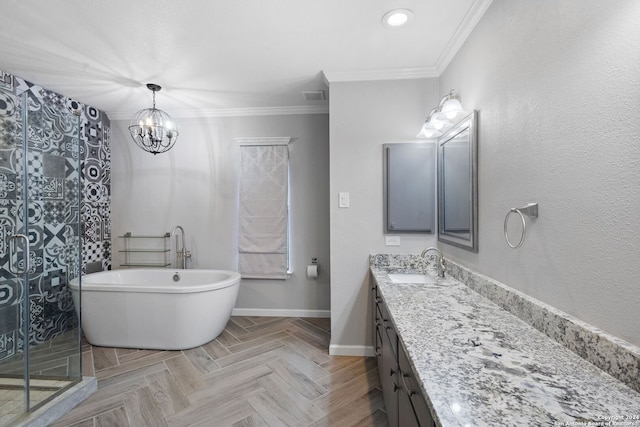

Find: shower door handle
[8,234,29,275]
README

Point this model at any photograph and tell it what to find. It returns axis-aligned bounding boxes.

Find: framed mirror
[437,111,478,252]
[383,143,436,233]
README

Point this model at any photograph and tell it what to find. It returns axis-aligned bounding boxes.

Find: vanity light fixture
[436,93,466,122]
[417,108,443,138]
[417,89,468,138]
[128,83,179,155]
[382,9,414,28]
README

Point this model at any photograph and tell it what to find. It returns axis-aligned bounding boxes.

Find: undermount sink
[387,273,438,284]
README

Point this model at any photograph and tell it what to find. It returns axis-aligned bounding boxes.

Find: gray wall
[110,113,330,315]
[439,0,640,346]
[328,0,640,353]
[328,78,440,354]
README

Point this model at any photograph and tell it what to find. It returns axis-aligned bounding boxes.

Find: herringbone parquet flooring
[51,317,388,427]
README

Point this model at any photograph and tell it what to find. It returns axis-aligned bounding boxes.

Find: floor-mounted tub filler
[70,269,240,350]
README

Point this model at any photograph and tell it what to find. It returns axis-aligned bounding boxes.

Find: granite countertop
[371,266,640,427]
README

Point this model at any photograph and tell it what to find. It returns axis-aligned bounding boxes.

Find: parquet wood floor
[51,317,388,427]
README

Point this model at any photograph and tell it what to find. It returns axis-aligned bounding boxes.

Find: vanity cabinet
[398,343,435,427]
[374,283,399,426]
[373,281,436,427]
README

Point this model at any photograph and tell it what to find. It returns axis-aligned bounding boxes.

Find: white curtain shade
[238,144,289,279]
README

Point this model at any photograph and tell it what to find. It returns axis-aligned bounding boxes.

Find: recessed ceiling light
[382,9,414,28]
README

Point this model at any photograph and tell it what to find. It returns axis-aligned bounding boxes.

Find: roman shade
[237,137,290,279]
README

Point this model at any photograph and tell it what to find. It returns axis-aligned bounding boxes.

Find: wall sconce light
[417,89,468,138]
[128,83,179,155]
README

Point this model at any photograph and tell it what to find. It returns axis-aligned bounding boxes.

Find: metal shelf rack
[118,232,171,268]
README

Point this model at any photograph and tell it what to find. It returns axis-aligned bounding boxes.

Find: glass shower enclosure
[0,77,83,425]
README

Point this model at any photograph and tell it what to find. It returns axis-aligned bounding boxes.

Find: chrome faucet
[170,225,191,269]
[420,247,445,278]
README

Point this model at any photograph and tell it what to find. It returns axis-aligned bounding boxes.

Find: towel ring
[504,203,538,249]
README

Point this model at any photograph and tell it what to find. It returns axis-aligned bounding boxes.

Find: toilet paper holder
[307,258,319,279]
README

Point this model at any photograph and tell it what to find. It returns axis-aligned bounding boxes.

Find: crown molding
[435,0,494,75]
[107,104,328,121]
[323,0,493,84]
[322,67,438,84]
[107,1,493,121]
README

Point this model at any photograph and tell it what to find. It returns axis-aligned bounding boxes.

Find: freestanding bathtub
[70,269,240,350]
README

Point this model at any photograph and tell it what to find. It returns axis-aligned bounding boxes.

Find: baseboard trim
[231,308,330,318]
[329,344,375,357]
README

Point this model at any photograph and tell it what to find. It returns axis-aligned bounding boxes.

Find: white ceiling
[0,0,491,119]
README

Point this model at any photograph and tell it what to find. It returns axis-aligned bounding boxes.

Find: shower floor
[0,377,73,425]
[0,329,82,425]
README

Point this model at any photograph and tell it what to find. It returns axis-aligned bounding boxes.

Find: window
[237,137,291,279]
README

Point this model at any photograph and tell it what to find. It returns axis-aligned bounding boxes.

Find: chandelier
[128,83,179,155]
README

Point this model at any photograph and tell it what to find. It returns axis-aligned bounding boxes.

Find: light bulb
[431,118,445,130]
[417,123,441,138]
[387,13,408,26]
[382,9,413,28]
[437,98,465,121]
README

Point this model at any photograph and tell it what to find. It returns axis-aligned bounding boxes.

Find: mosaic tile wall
[0,69,111,361]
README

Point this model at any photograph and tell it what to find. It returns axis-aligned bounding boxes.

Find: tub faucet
[171,225,192,269]
[420,247,445,278]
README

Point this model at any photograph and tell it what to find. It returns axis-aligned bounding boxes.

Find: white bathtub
[70,269,240,350]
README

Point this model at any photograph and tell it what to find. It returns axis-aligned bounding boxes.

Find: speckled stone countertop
[370,262,640,427]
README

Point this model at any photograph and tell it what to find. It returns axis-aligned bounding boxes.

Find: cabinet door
[380,321,398,427]
[373,285,381,358]
[375,321,384,388]
[374,285,384,386]
[399,344,434,427]
[379,297,397,358]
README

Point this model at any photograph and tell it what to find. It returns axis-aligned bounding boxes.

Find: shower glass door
[0,79,83,424]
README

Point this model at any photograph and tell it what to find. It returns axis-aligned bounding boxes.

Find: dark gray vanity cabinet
[373,281,436,427]
[374,284,399,427]
[398,344,435,427]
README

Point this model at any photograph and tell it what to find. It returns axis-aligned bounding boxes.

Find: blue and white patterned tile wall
[80,103,111,273]
[0,69,111,361]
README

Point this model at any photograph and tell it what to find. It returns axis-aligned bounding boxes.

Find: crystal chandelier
[128,83,179,155]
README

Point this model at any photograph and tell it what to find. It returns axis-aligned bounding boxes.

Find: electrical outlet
[385,235,401,246]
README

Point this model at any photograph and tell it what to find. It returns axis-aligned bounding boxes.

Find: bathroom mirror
[383,142,436,233]
[438,111,478,251]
